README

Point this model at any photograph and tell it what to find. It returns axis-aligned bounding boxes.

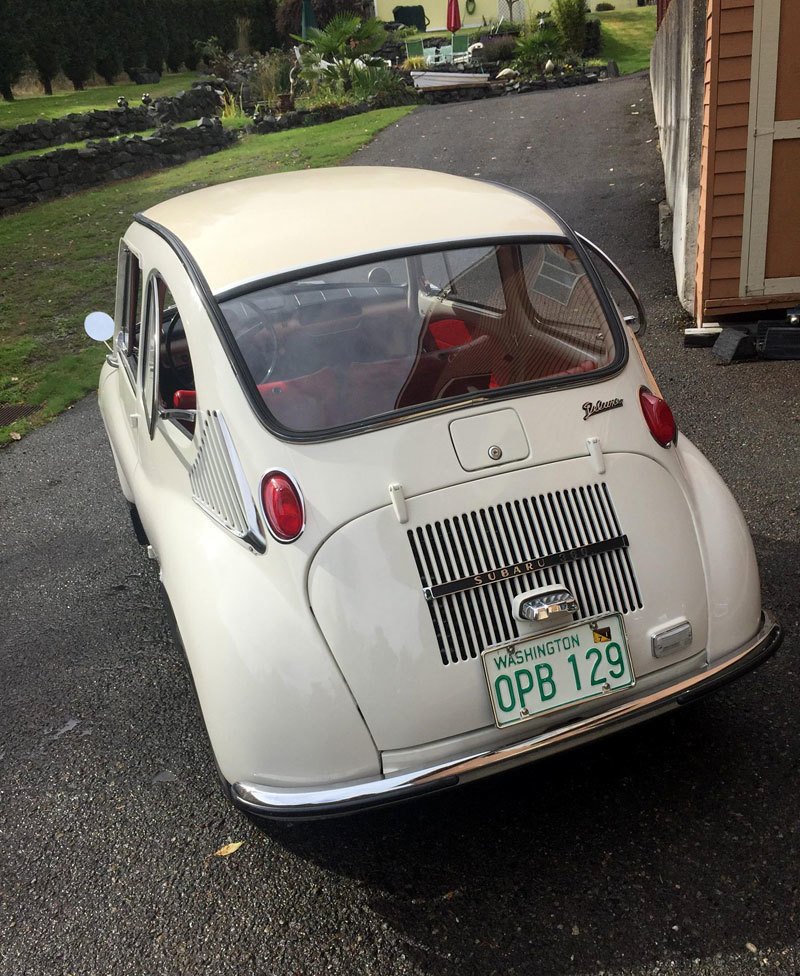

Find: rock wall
[248,92,418,134]
[0,119,235,215]
[0,83,223,158]
[650,0,706,312]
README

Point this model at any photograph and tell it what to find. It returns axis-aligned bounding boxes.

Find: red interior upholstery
[552,359,596,379]
[173,390,197,410]
[258,367,338,430]
[427,318,473,350]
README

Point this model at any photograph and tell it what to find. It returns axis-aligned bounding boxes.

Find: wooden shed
[652,0,800,327]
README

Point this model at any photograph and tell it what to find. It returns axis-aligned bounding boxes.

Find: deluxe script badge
[582,397,624,421]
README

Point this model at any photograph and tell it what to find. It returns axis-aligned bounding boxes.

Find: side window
[141,271,196,438]
[116,243,143,379]
[141,277,160,436]
[420,247,505,312]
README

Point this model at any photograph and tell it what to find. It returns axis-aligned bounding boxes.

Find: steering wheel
[163,311,185,374]
[222,298,281,383]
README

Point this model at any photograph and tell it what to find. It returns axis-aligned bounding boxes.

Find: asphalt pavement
[1,73,799,976]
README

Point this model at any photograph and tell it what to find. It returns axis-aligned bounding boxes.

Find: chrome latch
[516,587,578,623]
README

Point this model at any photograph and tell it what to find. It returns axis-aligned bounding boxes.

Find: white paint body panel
[94,173,770,802]
[308,453,708,750]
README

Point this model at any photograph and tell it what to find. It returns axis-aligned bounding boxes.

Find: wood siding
[695,0,754,319]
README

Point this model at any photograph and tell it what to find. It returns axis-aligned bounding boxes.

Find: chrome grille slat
[408,481,643,666]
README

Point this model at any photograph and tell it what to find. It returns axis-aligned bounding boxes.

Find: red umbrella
[447,0,462,36]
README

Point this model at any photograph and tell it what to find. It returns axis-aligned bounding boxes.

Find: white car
[88,167,782,819]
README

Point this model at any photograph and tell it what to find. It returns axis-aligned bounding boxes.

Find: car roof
[138,166,565,295]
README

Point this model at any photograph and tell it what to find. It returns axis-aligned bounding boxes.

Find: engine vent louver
[407,483,642,666]
[189,411,266,553]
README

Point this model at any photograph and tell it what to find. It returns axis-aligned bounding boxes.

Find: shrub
[482,18,522,36]
[349,64,409,101]
[595,2,614,9]
[475,35,518,63]
[583,18,601,57]
[401,55,426,71]
[252,49,294,105]
[513,26,563,76]
[551,0,586,55]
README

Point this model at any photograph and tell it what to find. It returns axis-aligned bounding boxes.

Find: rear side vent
[407,483,642,666]
[189,411,266,553]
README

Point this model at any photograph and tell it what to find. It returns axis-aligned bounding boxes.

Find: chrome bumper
[231,610,782,820]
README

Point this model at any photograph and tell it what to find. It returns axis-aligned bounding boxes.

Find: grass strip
[595,8,657,75]
[0,73,201,129]
[0,105,414,445]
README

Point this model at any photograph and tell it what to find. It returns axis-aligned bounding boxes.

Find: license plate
[481,614,634,728]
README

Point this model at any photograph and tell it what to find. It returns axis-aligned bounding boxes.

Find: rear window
[219,241,618,434]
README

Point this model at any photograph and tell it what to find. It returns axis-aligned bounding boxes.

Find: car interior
[163,242,616,435]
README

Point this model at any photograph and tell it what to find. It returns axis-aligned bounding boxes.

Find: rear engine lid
[308,454,708,752]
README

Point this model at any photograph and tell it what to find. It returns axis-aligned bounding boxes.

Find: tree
[164,0,192,71]
[142,0,169,73]
[24,0,64,95]
[60,0,97,90]
[94,0,125,83]
[0,0,26,100]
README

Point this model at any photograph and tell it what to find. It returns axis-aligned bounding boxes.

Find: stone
[606,60,620,78]
[659,200,673,251]
[712,328,756,363]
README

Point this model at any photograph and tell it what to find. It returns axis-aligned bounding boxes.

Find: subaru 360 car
[88,167,782,819]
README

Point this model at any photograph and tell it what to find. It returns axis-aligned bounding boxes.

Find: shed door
[741,0,800,297]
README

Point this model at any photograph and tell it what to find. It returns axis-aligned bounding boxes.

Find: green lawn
[595,7,657,75]
[0,72,200,128]
[0,105,415,445]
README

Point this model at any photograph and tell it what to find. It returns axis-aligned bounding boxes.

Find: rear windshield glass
[219,241,617,434]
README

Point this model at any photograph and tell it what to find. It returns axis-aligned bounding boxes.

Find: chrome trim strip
[423,535,630,601]
[231,610,781,819]
[576,232,647,336]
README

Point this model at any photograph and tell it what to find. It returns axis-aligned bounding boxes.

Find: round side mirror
[84,311,114,342]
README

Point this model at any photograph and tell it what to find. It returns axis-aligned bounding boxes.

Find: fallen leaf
[10,432,21,441]
[745,943,757,954]
[213,841,244,858]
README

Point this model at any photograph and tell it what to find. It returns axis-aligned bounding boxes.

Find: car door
[134,267,202,555]
[110,241,144,486]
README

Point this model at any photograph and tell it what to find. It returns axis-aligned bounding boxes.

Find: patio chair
[405,38,425,61]
[452,34,470,56]
[451,33,471,65]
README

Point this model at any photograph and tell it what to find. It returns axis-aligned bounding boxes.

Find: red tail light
[639,387,677,447]
[260,471,304,542]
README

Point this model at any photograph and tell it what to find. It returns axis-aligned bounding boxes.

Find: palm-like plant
[295,12,388,93]
[299,13,387,61]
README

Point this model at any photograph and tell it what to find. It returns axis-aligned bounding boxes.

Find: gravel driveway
[1,73,798,976]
